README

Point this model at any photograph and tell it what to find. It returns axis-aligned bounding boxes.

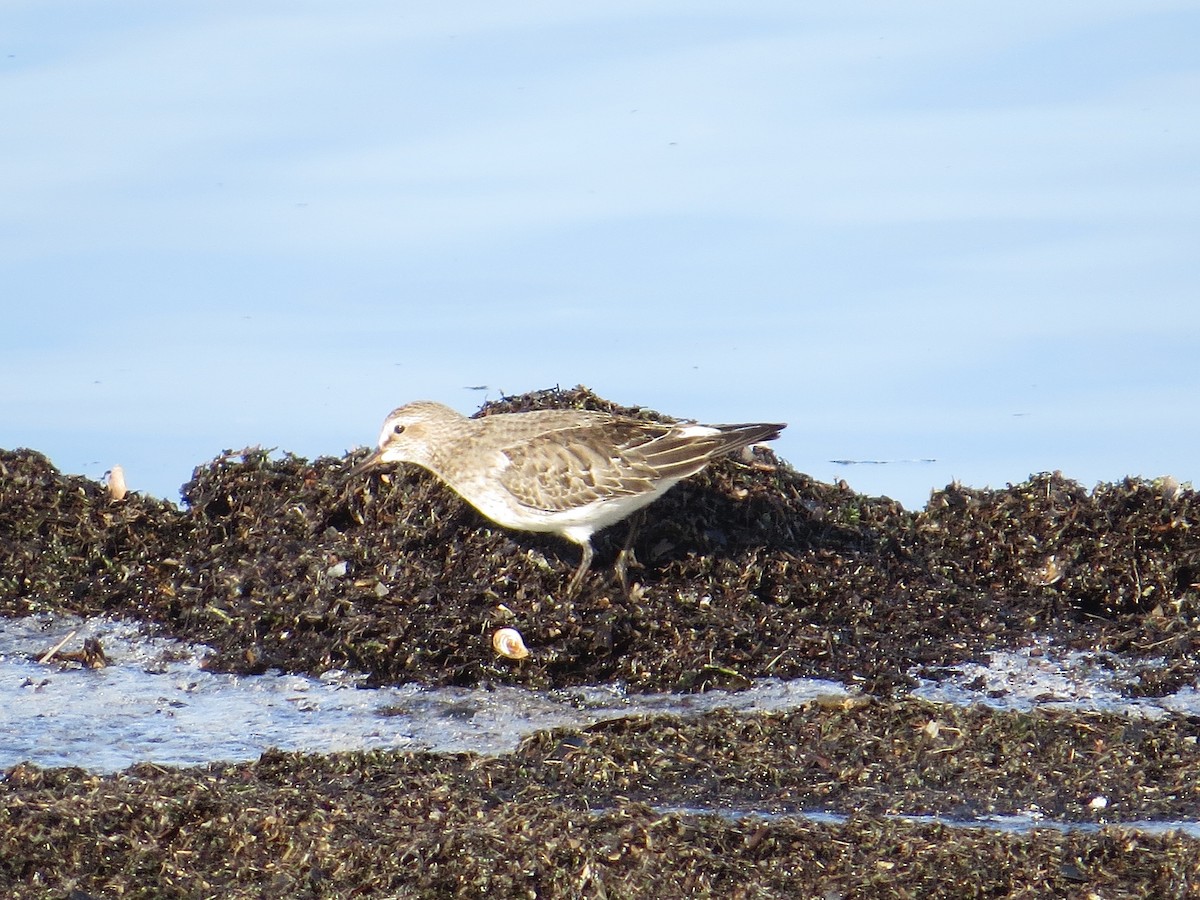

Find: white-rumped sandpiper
[352,401,784,596]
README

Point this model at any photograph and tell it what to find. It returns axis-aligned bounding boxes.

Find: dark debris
[4,385,1200,897]
[3,386,1198,693]
[2,699,1199,899]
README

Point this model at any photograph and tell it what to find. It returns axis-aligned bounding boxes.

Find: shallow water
[911,636,1197,717]
[5,614,1200,839]
[6,615,1200,774]
[0,615,845,773]
[658,806,1200,840]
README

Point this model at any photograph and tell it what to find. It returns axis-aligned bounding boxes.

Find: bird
[350,401,785,596]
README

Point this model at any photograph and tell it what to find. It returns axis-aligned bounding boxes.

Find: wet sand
[2,386,1199,898]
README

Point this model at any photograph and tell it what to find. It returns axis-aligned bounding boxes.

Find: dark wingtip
[740,422,786,444]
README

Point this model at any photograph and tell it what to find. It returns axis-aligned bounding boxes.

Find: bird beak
[348,447,386,478]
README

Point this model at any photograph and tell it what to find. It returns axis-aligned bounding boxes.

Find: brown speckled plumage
[353,401,784,596]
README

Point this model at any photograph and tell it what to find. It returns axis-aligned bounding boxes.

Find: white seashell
[105,466,127,501]
[492,627,530,660]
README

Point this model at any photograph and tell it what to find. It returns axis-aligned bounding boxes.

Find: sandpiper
[351,401,785,596]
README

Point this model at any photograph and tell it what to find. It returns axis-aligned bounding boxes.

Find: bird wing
[497,421,664,512]
[497,419,782,512]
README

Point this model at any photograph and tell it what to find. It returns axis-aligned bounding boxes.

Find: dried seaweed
[2,700,1199,899]
[3,387,1198,694]
[4,386,1200,897]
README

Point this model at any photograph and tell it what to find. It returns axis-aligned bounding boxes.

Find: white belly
[456,476,680,546]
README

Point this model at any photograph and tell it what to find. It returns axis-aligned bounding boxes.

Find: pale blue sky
[3,1,1198,508]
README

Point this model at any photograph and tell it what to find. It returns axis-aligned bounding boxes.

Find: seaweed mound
[2,386,1198,692]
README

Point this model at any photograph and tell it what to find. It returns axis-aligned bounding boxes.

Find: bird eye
[392,424,406,435]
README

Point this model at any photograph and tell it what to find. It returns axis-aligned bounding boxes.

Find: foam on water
[4,617,1199,777]
[654,806,1200,840]
[0,615,844,773]
[909,635,1198,718]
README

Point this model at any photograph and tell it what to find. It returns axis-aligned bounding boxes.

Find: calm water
[0,615,844,772]
[3,615,1196,777]
[3,3,1199,511]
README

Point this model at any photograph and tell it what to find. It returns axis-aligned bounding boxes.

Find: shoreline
[3,386,1199,897]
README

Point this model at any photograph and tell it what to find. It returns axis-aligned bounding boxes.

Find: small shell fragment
[492,627,530,660]
[105,466,127,501]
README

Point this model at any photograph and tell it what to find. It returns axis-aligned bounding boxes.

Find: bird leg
[565,540,594,598]
[614,511,645,595]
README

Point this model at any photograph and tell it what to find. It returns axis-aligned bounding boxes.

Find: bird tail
[635,421,785,479]
[713,422,786,450]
